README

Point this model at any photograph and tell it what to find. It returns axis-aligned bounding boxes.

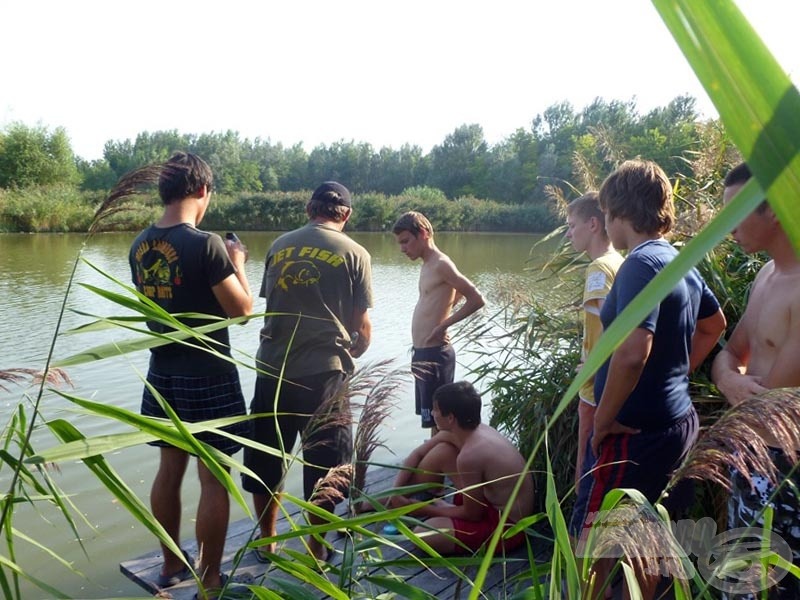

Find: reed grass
[0,2,798,598]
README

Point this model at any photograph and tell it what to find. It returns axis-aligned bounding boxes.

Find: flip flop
[251,547,271,564]
[156,548,193,588]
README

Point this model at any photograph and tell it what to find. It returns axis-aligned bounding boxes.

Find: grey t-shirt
[256,222,373,379]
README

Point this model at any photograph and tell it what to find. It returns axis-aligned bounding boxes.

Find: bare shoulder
[431,249,459,275]
[462,425,517,460]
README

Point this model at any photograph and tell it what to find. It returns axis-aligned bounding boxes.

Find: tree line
[0,94,729,233]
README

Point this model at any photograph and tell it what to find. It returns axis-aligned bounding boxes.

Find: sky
[2,0,798,161]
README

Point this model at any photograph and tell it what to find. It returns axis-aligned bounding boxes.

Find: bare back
[456,424,534,522]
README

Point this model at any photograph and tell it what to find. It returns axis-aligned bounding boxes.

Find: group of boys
[130,153,519,599]
[129,152,798,599]
[566,160,799,599]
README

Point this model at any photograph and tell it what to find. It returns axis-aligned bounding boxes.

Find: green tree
[372,143,426,195]
[307,140,377,192]
[0,123,79,188]
[486,128,539,203]
[76,158,118,191]
[427,124,489,198]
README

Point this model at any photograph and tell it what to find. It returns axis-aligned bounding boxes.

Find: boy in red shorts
[383,381,534,554]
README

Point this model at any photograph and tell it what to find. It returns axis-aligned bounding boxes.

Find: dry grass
[0,367,72,392]
[89,164,163,234]
[298,359,405,502]
[309,463,354,509]
[348,360,405,496]
[587,501,692,596]
[672,387,800,492]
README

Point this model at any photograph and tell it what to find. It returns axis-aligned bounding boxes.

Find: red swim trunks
[449,494,526,553]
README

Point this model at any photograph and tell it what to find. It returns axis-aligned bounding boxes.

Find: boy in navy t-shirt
[570,159,726,597]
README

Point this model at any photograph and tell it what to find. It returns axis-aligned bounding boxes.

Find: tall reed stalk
[2,1,798,598]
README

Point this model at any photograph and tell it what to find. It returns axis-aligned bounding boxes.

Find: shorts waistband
[411,343,452,352]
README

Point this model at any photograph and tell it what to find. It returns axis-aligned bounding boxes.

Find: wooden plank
[121,465,546,599]
[120,465,398,597]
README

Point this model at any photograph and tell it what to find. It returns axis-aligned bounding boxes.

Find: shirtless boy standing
[393,212,485,432]
[385,381,534,554]
[711,162,800,598]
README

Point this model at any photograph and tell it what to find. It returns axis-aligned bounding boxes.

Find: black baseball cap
[311,181,352,207]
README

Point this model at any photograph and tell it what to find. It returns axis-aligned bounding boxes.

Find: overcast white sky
[2,0,798,161]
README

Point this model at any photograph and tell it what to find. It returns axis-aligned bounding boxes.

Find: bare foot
[307,536,331,563]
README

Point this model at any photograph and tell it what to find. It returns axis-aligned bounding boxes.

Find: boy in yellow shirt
[565,192,624,485]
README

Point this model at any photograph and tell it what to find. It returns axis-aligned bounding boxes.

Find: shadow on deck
[121,465,551,599]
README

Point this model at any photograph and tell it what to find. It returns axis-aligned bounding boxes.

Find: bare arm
[348,306,372,358]
[711,310,766,406]
[592,327,651,454]
[425,260,485,345]
[211,244,253,317]
[689,308,726,372]
[401,451,487,522]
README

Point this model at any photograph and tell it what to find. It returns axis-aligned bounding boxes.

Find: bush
[0,185,95,232]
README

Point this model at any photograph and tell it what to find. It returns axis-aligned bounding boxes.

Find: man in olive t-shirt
[242,181,373,562]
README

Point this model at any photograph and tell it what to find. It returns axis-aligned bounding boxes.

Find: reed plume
[586,501,692,597]
[349,360,404,498]
[0,367,72,392]
[89,164,164,234]
[671,387,800,492]
[309,463,354,509]
[299,359,403,508]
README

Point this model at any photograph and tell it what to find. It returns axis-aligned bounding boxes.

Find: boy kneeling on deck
[377,381,534,554]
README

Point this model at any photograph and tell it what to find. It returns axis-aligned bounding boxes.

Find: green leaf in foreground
[653,0,800,250]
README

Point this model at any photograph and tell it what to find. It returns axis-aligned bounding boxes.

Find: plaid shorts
[141,369,249,456]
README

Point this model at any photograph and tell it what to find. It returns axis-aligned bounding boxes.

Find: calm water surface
[0,231,550,598]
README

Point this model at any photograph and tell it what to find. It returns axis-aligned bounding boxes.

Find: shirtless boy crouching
[392,212,485,433]
[383,381,535,554]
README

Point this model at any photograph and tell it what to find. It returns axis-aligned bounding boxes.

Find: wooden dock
[121,465,548,599]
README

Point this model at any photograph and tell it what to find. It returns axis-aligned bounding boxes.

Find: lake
[0,230,554,598]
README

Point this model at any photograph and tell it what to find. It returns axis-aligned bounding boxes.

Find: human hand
[387,495,412,510]
[225,233,249,265]
[717,372,767,407]
[347,331,362,357]
[591,420,640,456]
[424,324,448,347]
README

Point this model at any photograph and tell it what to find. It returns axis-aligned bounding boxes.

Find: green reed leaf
[544,444,581,599]
[52,314,251,367]
[44,419,187,577]
[653,0,800,250]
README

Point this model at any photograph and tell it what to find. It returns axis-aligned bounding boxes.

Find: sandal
[251,547,271,564]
